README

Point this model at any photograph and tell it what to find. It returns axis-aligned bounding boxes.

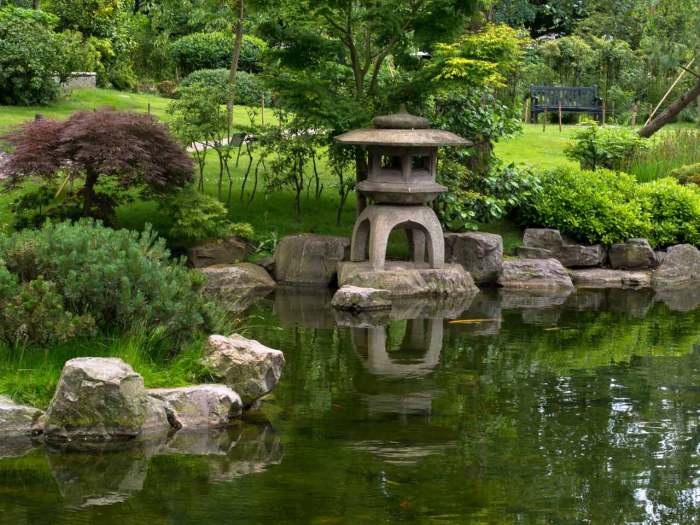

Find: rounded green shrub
[164,188,255,245]
[565,125,648,171]
[179,68,271,107]
[518,167,648,245]
[0,220,216,347]
[638,178,700,247]
[169,32,267,76]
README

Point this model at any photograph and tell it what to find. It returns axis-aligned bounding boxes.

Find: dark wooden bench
[530,86,603,123]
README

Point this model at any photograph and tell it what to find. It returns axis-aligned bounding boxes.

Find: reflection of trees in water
[251,289,700,522]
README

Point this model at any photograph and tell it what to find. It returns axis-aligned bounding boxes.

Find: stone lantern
[334,106,470,270]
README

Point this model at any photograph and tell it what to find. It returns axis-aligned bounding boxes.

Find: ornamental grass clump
[0,220,217,348]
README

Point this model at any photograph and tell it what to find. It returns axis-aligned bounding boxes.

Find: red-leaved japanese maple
[0,108,193,221]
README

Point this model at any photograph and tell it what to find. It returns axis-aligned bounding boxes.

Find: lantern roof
[334,105,472,147]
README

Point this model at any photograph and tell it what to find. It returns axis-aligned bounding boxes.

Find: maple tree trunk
[639,77,700,138]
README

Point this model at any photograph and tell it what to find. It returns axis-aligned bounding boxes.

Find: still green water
[1,288,700,524]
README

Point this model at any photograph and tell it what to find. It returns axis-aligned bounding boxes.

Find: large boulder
[652,244,700,289]
[570,269,652,289]
[201,263,276,294]
[44,358,169,443]
[444,232,503,285]
[188,236,253,268]
[609,239,657,270]
[148,385,242,430]
[519,228,606,268]
[273,234,350,286]
[498,258,574,290]
[337,261,479,298]
[202,335,285,406]
[0,395,43,436]
[331,285,392,311]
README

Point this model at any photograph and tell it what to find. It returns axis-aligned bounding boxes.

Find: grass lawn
[3,89,623,255]
[494,123,579,169]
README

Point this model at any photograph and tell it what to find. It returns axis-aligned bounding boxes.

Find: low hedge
[517,167,700,247]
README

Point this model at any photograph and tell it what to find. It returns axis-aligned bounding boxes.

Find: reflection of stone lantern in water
[350,316,447,418]
[352,319,444,378]
[334,106,471,270]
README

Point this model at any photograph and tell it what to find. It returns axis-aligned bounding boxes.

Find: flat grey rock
[0,395,43,436]
[148,385,242,430]
[331,285,392,311]
[498,258,574,290]
[570,268,652,289]
[337,261,478,298]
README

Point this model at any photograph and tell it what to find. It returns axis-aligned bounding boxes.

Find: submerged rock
[609,238,657,270]
[148,385,242,430]
[570,268,652,289]
[274,234,350,286]
[0,395,43,436]
[188,236,253,268]
[652,244,700,289]
[331,285,392,311]
[44,358,169,443]
[202,335,285,406]
[444,232,503,285]
[337,261,478,298]
[498,258,574,290]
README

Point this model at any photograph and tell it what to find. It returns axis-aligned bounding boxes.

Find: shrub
[0,7,61,105]
[1,109,193,225]
[164,188,253,245]
[670,163,700,186]
[638,178,700,247]
[169,32,267,76]
[180,68,271,107]
[517,167,649,245]
[518,167,700,247]
[0,265,95,346]
[0,221,216,347]
[565,125,648,171]
[436,160,541,231]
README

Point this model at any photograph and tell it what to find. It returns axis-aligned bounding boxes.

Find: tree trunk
[226,0,245,133]
[83,170,99,216]
[638,77,700,138]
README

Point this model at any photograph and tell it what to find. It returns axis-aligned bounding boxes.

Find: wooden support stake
[543,107,547,132]
[645,56,695,127]
[558,102,562,132]
[148,102,151,115]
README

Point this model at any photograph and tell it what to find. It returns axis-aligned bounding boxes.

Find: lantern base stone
[337,261,478,298]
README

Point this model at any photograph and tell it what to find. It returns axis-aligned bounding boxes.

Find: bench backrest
[530,86,599,108]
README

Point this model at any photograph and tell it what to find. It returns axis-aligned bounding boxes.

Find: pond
[1,287,700,524]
